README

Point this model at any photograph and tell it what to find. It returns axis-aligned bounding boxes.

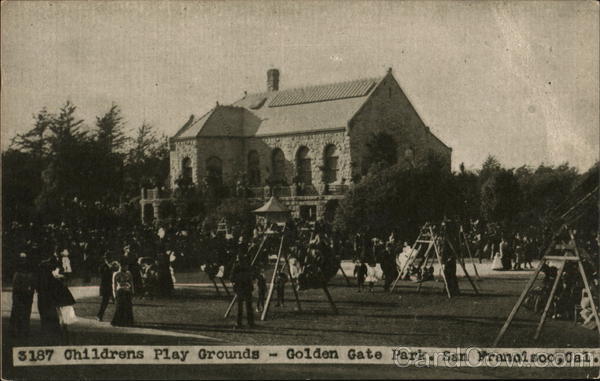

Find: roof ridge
[268,75,380,108]
[279,75,382,93]
[241,74,383,99]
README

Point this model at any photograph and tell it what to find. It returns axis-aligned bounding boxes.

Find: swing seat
[296,251,340,290]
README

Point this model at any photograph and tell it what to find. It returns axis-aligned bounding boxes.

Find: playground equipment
[390,222,479,297]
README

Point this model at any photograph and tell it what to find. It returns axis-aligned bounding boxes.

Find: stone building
[148,68,451,222]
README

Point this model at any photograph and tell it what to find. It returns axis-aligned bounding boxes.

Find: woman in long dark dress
[111,262,134,327]
[156,251,174,296]
[37,258,63,337]
[37,257,76,339]
[10,253,36,337]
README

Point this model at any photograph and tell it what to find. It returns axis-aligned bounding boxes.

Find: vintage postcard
[1,0,599,379]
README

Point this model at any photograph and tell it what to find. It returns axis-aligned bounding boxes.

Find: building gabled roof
[173,75,385,139]
[173,105,246,139]
[173,109,215,139]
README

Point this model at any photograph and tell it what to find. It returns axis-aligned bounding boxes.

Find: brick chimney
[267,68,279,91]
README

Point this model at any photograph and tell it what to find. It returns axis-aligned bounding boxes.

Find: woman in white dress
[491,251,503,270]
[365,261,379,292]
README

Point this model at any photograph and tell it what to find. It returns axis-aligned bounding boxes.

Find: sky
[2,0,598,171]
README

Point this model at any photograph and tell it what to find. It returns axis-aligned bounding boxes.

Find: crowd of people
[5,214,599,335]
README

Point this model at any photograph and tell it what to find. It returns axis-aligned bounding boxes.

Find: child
[523,237,534,269]
[491,251,503,271]
[353,259,367,292]
[365,261,379,293]
[579,289,597,330]
[513,241,523,270]
[275,271,288,307]
[61,250,72,285]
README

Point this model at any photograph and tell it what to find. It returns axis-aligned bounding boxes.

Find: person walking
[353,259,367,292]
[37,257,63,338]
[96,255,116,321]
[9,253,36,337]
[255,269,266,313]
[231,253,255,328]
[111,262,135,327]
[382,242,398,292]
[275,270,288,307]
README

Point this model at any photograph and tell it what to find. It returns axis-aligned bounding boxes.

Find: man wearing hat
[96,254,116,321]
[230,253,255,328]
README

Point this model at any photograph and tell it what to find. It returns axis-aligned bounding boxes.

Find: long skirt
[38,296,62,336]
[111,289,134,327]
[10,291,33,336]
[491,253,503,270]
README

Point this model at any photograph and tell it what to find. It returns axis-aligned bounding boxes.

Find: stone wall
[243,130,351,188]
[348,73,451,176]
[170,139,198,188]
[196,137,245,185]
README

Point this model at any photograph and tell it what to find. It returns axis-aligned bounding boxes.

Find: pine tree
[10,108,53,158]
[95,104,127,154]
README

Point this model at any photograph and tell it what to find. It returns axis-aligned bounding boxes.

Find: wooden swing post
[261,234,285,321]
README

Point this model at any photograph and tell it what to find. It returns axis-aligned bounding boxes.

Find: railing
[295,184,318,196]
[142,187,171,201]
[245,183,349,198]
[324,184,349,196]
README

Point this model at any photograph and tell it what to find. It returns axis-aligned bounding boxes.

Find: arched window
[206,156,223,186]
[404,147,415,166]
[323,145,338,184]
[182,157,192,180]
[247,150,261,186]
[271,148,286,184]
[295,146,312,185]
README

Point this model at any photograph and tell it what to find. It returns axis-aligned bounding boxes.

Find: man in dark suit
[231,253,255,328]
[96,254,114,321]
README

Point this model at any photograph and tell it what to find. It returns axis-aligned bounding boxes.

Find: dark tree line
[334,131,598,242]
[3,101,170,226]
[4,104,597,244]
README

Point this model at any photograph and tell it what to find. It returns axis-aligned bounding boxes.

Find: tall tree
[95,104,127,154]
[10,108,53,159]
[480,168,521,229]
[124,123,170,199]
[334,153,453,240]
[455,162,481,222]
[35,101,91,220]
[92,104,127,202]
[128,122,158,164]
[479,155,502,184]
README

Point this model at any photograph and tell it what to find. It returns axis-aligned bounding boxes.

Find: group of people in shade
[9,252,75,339]
[226,220,341,328]
[9,249,138,341]
[351,226,461,296]
[7,216,598,335]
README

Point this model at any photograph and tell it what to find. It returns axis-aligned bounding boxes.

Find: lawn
[3,271,599,379]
